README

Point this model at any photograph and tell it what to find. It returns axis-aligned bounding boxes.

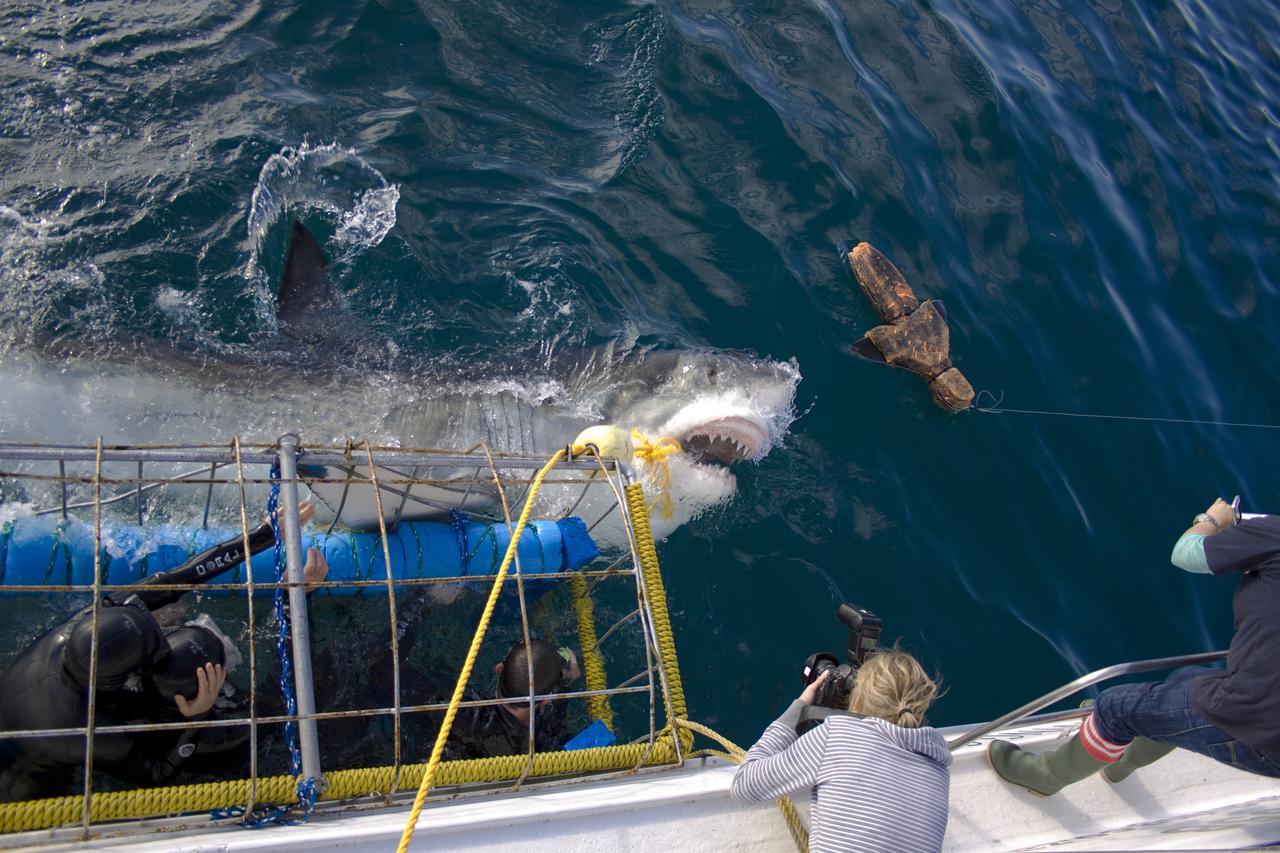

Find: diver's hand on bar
[264,499,317,529]
[302,546,329,591]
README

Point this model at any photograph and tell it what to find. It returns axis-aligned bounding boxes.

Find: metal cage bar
[0,436,672,839]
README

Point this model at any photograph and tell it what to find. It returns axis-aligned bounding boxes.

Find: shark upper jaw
[642,404,776,486]
[622,409,773,537]
[676,415,769,469]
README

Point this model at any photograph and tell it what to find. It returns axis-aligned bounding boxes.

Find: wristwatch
[1193,513,1221,530]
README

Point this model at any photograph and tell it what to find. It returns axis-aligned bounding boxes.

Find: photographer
[731,647,951,853]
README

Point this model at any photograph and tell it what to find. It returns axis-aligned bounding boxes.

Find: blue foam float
[0,515,599,596]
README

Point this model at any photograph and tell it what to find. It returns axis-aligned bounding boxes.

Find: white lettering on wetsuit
[192,548,244,578]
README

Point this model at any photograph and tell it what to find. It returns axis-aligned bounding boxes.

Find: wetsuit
[444,688,571,760]
[0,522,275,802]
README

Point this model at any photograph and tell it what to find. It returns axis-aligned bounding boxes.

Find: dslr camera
[800,604,882,713]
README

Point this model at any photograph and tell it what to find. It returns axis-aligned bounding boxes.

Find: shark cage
[0,436,694,845]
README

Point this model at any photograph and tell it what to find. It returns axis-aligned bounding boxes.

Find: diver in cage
[442,637,582,760]
[0,502,329,802]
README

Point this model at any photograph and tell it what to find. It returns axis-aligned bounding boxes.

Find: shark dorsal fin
[277,220,334,326]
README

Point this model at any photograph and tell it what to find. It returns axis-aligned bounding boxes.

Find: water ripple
[1,0,1279,744]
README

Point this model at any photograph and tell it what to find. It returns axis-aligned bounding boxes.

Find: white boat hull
[13,716,1280,852]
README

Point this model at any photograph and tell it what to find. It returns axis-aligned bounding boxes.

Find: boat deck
[8,716,1280,852]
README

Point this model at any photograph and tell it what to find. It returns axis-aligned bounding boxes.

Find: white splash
[0,502,35,527]
[245,142,400,283]
[335,184,402,260]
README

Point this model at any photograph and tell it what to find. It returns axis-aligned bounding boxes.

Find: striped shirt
[731,700,952,853]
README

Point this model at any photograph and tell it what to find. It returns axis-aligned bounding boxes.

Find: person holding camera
[988,497,1280,794]
[0,503,328,801]
[731,647,951,853]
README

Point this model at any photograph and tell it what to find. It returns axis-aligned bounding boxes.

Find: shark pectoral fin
[277,220,335,326]
[850,336,888,363]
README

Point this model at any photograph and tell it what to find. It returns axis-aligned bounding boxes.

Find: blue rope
[214,455,317,828]
[266,461,302,781]
[449,508,472,576]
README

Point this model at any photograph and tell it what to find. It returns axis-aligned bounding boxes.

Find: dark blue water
[1,0,1279,756]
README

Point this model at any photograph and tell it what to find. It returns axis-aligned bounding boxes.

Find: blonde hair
[846,645,940,728]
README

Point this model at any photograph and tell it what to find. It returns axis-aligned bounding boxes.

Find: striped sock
[1078,713,1128,762]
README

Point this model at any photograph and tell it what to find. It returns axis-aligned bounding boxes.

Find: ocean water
[1,0,1279,764]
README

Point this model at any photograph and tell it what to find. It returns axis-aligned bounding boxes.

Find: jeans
[1094,665,1280,778]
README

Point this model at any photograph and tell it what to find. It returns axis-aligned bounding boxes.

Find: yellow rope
[0,742,686,833]
[395,449,566,852]
[629,432,682,519]
[624,481,689,745]
[674,719,809,853]
[363,440,404,794]
[626,490,808,853]
[568,573,613,730]
[0,730,807,848]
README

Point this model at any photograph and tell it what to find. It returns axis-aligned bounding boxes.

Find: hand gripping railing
[947,649,1228,751]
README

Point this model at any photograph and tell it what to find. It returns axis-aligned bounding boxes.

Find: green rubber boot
[1102,737,1175,783]
[987,735,1109,796]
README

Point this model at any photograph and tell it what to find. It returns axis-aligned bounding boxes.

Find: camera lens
[802,652,840,687]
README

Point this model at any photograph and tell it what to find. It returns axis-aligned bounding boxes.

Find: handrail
[947,649,1228,751]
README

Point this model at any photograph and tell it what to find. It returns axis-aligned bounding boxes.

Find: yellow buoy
[571,424,635,460]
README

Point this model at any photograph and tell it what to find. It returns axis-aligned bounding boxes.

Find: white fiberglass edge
[943,717,1280,851]
[6,759,798,853]
[12,717,1280,852]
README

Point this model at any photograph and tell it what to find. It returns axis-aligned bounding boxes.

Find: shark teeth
[677,417,767,466]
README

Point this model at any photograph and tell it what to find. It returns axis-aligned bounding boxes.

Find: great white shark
[0,222,801,546]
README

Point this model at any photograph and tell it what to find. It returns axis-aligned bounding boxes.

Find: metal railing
[947,649,1229,751]
[0,435,673,840]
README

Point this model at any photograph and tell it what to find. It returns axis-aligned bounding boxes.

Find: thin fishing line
[971,390,1280,431]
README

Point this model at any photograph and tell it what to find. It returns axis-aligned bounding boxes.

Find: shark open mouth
[675,415,769,469]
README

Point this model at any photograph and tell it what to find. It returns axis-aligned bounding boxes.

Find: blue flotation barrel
[0,516,600,596]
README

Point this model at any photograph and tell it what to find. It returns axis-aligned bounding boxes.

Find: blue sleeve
[1171,533,1209,574]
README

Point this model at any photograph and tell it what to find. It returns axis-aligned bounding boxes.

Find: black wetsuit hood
[63,603,164,691]
[152,625,226,701]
